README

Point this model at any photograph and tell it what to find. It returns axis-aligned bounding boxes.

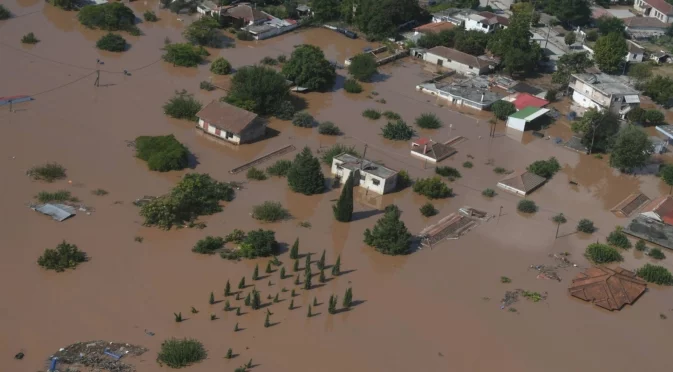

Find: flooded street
[2,2,673,372]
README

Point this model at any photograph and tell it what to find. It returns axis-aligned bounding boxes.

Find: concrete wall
[423,52,486,75]
[331,159,397,195]
[626,51,644,63]
[572,91,603,111]
[465,19,494,33]
[506,116,527,131]
[497,182,526,197]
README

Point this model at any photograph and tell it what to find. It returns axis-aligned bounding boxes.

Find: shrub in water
[240,230,278,258]
[527,157,561,179]
[585,243,623,264]
[192,236,225,254]
[362,109,381,120]
[252,201,289,222]
[635,239,647,251]
[292,111,314,128]
[36,190,78,204]
[27,162,66,182]
[636,264,673,285]
[225,229,245,243]
[200,80,215,91]
[435,166,461,180]
[318,121,341,135]
[415,113,443,129]
[135,134,190,172]
[382,111,401,120]
[162,43,207,67]
[413,177,452,199]
[210,57,232,75]
[21,32,39,44]
[260,56,278,65]
[420,202,437,217]
[37,241,87,272]
[143,10,158,22]
[277,54,287,63]
[92,188,109,196]
[397,170,412,190]
[494,167,508,174]
[344,78,363,93]
[517,200,537,213]
[381,120,414,140]
[246,167,267,180]
[320,144,359,165]
[576,219,595,234]
[607,226,631,249]
[163,90,202,121]
[482,188,496,197]
[649,248,666,260]
[0,4,10,20]
[157,338,207,368]
[463,161,473,168]
[266,159,292,177]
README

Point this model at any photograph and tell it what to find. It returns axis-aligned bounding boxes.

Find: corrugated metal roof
[32,204,76,222]
[509,106,547,120]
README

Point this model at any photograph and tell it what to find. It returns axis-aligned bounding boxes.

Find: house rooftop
[509,106,549,121]
[427,46,494,69]
[510,82,544,95]
[435,83,503,105]
[572,73,639,95]
[478,11,509,26]
[221,4,268,22]
[627,40,645,54]
[497,170,546,194]
[196,100,259,134]
[333,153,398,179]
[642,0,673,15]
[414,21,456,33]
[512,93,548,110]
[623,16,669,28]
[411,139,457,161]
[641,195,673,225]
[568,267,647,311]
[624,214,673,250]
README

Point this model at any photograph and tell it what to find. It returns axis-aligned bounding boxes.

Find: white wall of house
[330,159,397,195]
[506,117,527,131]
[634,0,672,23]
[423,52,485,75]
[626,51,644,62]
[572,91,604,110]
[197,118,241,144]
[465,18,494,33]
[496,182,526,197]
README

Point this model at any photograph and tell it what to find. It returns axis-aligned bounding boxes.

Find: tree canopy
[551,52,593,86]
[183,16,221,47]
[487,11,542,75]
[417,29,456,49]
[38,241,87,272]
[596,16,625,36]
[571,109,620,153]
[363,205,412,255]
[287,147,325,195]
[628,63,652,83]
[162,43,207,67]
[78,3,138,34]
[210,57,232,75]
[609,125,652,173]
[454,30,490,56]
[527,157,561,179]
[333,172,354,222]
[355,0,427,39]
[96,33,127,52]
[348,53,378,82]
[224,65,291,116]
[282,45,336,91]
[594,33,627,74]
[541,0,592,26]
[135,135,190,172]
[641,76,673,108]
[240,229,278,258]
[312,0,340,23]
[491,100,516,120]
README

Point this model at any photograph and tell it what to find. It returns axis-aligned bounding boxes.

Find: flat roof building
[331,153,398,195]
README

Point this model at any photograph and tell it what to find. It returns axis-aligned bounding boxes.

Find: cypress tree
[287,147,325,195]
[252,290,261,310]
[291,289,296,297]
[224,300,231,311]
[293,259,299,272]
[225,280,231,297]
[289,299,294,310]
[331,254,341,276]
[305,253,311,272]
[236,307,241,316]
[280,266,286,279]
[274,293,279,303]
[266,308,272,316]
[234,322,239,332]
[191,306,198,314]
[343,287,352,308]
[271,256,281,266]
[265,261,272,274]
[290,238,299,259]
[238,276,245,289]
[267,294,272,300]
[307,304,312,317]
[304,270,312,290]
[226,348,233,359]
[244,293,251,306]
[317,250,326,270]
[313,297,318,306]
[174,312,182,322]
[252,264,259,280]
[235,292,241,300]
[264,313,270,328]
[294,274,300,285]
[319,268,326,283]
[209,291,215,304]
[363,204,412,255]
[328,294,338,314]
[247,359,253,368]
[333,172,354,222]
[268,280,272,286]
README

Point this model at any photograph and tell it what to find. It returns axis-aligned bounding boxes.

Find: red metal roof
[513,93,548,110]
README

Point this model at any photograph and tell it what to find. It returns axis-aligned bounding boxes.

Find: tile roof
[641,195,673,225]
[497,170,546,194]
[641,0,673,15]
[427,46,491,69]
[512,93,548,110]
[196,100,259,135]
[411,139,457,161]
[568,267,647,311]
[222,4,268,22]
[623,16,669,28]
[627,40,645,54]
[478,11,510,26]
[414,22,456,33]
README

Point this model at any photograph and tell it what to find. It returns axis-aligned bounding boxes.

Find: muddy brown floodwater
[2,2,673,372]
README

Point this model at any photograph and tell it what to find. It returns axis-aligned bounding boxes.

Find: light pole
[94,59,104,87]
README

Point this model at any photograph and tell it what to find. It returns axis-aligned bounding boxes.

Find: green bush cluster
[482,188,496,197]
[239,229,278,258]
[135,134,190,172]
[636,264,673,285]
[382,111,401,120]
[252,201,289,222]
[162,43,208,67]
[266,160,292,177]
[576,219,595,233]
[527,157,561,179]
[606,226,631,249]
[78,3,139,35]
[27,163,67,183]
[381,120,414,140]
[246,167,267,180]
[415,113,443,129]
[318,121,341,135]
[420,203,437,217]
[163,90,202,121]
[200,81,215,91]
[192,236,225,254]
[649,248,666,260]
[157,338,207,368]
[344,78,363,93]
[36,190,78,204]
[21,32,40,44]
[517,200,537,213]
[413,177,452,199]
[292,111,315,128]
[435,166,461,180]
[37,241,87,272]
[210,57,232,75]
[143,10,158,22]
[362,109,381,120]
[585,243,623,264]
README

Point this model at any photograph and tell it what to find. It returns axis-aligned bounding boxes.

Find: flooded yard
[1,2,673,372]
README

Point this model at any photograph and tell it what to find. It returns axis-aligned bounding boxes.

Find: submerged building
[331,153,399,195]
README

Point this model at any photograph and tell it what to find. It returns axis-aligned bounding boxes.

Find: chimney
[481,93,484,102]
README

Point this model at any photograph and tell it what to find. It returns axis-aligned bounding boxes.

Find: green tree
[564,32,576,46]
[135,135,190,172]
[184,16,221,47]
[143,10,158,22]
[333,173,354,222]
[239,277,245,289]
[660,164,673,194]
[265,262,272,274]
[343,287,353,308]
[294,274,300,285]
[287,147,325,195]
[626,107,646,124]
[417,29,457,49]
[364,205,412,255]
[210,57,232,75]
[209,292,215,304]
[162,43,207,67]
[487,11,542,75]
[293,259,299,272]
[585,243,623,263]
[332,254,341,276]
[609,125,652,173]
[96,33,126,52]
[552,52,593,86]
[0,5,10,20]
[413,177,452,199]
[317,250,326,270]
[381,120,414,140]
[541,0,591,26]
[282,45,336,91]
[645,110,665,126]
[577,219,595,233]
[304,270,312,290]
[290,238,299,259]
[307,304,312,317]
[163,90,202,121]
[627,62,652,83]
[596,16,625,36]
[328,294,338,314]
[252,264,259,280]
[572,109,620,154]
[239,229,278,258]
[305,253,312,275]
[642,76,673,108]
[454,30,490,56]
[37,241,87,272]
[319,268,326,283]
[264,313,270,327]
[348,53,378,82]
[552,213,567,239]
[312,0,340,23]
[226,348,233,359]
[51,0,76,10]
[527,157,561,179]
[251,290,261,310]
[355,0,425,40]
[224,65,291,116]
[280,266,286,279]
[78,3,137,32]
[225,280,231,296]
[594,33,627,74]
[289,298,294,310]
[491,101,516,120]
[192,236,225,254]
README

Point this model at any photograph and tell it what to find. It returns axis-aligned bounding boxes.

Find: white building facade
[331,153,398,195]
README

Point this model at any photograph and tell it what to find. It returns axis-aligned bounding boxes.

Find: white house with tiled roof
[634,0,673,23]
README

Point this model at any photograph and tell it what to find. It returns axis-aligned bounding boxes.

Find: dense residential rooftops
[571,73,640,95]
[333,153,398,179]
[196,101,259,134]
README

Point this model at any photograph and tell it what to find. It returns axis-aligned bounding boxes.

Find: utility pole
[94,59,103,87]
[544,22,551,50]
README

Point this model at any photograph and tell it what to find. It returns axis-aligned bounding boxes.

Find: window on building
[360,174,366,181]
[337,165,343,170]
[372,179,380,186]
[226,131,234,139]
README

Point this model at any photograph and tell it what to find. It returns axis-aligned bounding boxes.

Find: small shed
[506,106,550,132]
[331,153,398,195]
[497,170,546,196]
[410,138,457,163]
[31,204,76,222]
[196,101,266,145]
[568,267,647,311]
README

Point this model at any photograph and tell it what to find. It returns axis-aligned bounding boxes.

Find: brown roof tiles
[196,100,259,135]
[568,267,647,311]
[497,170,546,195]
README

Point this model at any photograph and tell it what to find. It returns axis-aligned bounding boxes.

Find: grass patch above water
[157,338,207,369]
